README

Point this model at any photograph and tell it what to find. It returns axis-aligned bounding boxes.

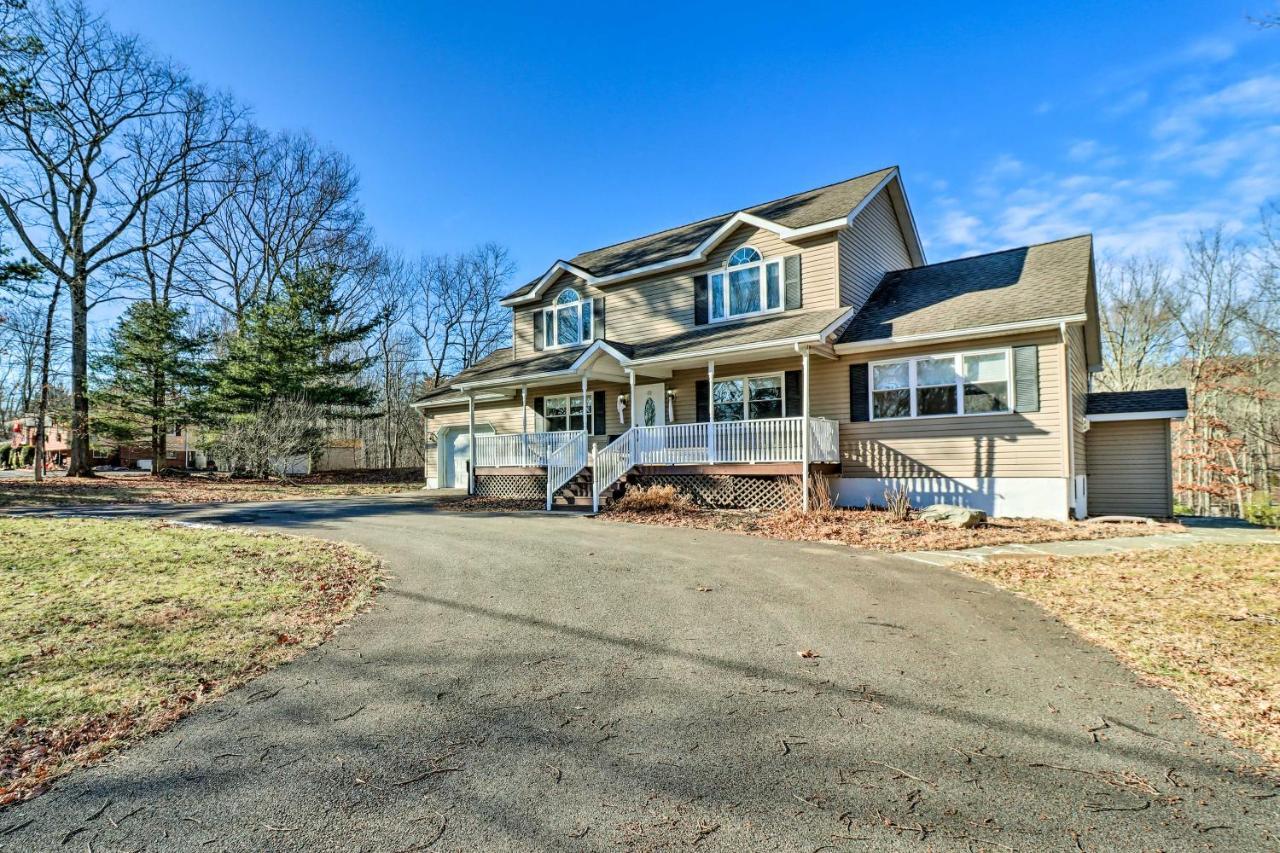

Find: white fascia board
[453,339,631,392]
[833,314,1088,354]
[414,390,511,410]
[625,333,824,367]
[1086,410,1187,423]
[499,211,852,306]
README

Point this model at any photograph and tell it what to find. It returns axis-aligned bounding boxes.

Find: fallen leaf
[797,649,820,659]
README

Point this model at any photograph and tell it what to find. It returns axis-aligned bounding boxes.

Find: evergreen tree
[209,266,375,415]
[93,301,209,474]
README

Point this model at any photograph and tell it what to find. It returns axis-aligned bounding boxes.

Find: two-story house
[414,167,1186,519]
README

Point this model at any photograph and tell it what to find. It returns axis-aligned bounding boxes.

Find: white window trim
[708,246,784,324]
[541,392,593,432]
[711,371,788,421]
[539,289,592,351]
[869,347,1015,421]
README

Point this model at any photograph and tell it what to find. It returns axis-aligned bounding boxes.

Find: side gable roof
[838,234,1094,345]
[1085,388,1188,417]
[503,166,922,305]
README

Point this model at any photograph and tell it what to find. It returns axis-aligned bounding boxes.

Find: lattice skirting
[629,473,801,510]
[474,473,546,499]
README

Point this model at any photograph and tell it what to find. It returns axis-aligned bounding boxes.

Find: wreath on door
[643,396,657,426]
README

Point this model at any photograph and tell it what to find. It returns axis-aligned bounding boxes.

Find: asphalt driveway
[2,496,1277,851]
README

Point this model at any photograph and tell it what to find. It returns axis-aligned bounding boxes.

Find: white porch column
[628,370,636,428]
[467,392,476,495]
[707,360,716,464]
[581,375,589,434]
[521,384,529,466]
[801,347,811,513]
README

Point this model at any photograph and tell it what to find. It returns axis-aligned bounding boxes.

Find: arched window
[542,287,592,348]
[709,246,782,322]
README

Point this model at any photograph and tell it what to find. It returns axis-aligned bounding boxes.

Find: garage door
[1085,419,1173,517]
[439,425,493,488]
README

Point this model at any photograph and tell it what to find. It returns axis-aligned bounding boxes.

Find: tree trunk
[33,279,63,483]
[66,274,94,477]
[152,372,167,476]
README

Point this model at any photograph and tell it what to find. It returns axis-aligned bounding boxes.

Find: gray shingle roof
[1086,388,1188,416]
[628,307,850,361]
[839,234,1093,344]
[505,166,897,299]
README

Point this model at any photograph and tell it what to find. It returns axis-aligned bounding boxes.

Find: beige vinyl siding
[512,226,841,357]
[837,190,911,311]
[839,331,1066,479]
[1086,419,1173,517]
[1067,324,1089,477]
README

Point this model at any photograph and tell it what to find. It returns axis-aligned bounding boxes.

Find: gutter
[833,314,1087,354]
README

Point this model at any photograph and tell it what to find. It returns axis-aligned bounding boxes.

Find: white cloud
[1184,37,1236,62]
[938,209,981,246]
[1034,101,1053,115]
[1153,74,1280,140]
[1067,139,1099,161]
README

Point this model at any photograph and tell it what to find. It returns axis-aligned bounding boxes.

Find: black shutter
[784,254,802,310]
[532,395,544,431]
[593,390,606,435]
[693,274,709,325]
[1013,345,1040,413]
[784,370,802,417]
[695,380,710,423]
[532,311,544,352]
[592,297,605,340]
[849,363,869,422]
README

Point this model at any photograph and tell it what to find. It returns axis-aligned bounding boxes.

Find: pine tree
[208,266,375,415]
[93,301,209,475]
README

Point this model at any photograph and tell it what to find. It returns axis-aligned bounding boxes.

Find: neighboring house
[100,424,208,470]
[413,166,1186,518]
[9,416,71,467]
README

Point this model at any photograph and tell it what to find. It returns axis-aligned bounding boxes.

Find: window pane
[580,299,593,340]
[872,361,909,390]
[964,381,1009,413]
[749,398,783,419]
[728,247,761,266]
[556,306,580,345]
[713,379,744,421]
[544,310,554,347]
[964,352,1007,383]
[917,385,958,416]
[546,415,567,432]
[544,397,567,417]
[748,375,783,419]
[729,267,760,315]
[873,389,910,419]
[710,273,725,319]
[556,288,579,305]
[766,262,780,309]
[916,356,957,387]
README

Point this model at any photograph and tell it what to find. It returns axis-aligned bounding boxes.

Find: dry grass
[951,544,1280,768]
[610,484,697,513]
[0,469,423,508]
[0,518,381,805]
[437,495,542,513]
[603,504,1178,552]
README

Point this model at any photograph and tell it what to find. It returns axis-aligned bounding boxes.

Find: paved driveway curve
[3,496,1277,851]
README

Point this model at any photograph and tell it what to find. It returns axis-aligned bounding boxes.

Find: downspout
[800,345,811,513]
[467,392,476,496]
[1060,321,1076,518]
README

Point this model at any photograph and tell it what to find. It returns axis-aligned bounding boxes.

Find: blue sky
[98,1,1279,283]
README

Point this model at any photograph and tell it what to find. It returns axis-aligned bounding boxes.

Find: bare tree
[0,0,239,475]
[411,242,514,386]
[1096,256,1179,391]
[209,396,325,480]
[186,128,367,323]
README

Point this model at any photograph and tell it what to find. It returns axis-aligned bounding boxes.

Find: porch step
[550,466,629,511]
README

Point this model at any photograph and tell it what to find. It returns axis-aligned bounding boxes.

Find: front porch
[470,416,840,511]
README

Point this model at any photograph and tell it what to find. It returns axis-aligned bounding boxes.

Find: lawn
[952,544,1280,769]
[0,518,381,805]
[0,468,423,508]
[601,503,1177,552]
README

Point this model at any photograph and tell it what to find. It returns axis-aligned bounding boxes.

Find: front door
[633,383,666,428]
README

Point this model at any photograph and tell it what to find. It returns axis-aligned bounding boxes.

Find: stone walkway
[901,516,1278,566]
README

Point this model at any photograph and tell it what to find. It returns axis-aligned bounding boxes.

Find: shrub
[1244,495,1280,528]
[20,446,34,466]
[612,484,697,513]
[883,485,912,521]
[0,447,10,468]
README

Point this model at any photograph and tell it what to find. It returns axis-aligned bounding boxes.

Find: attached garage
[1083,389,1188,519]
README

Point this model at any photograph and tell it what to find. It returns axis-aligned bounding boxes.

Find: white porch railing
[631,417,839,466]
[591,417,839,510]
[475,431,577,468]
[545,431,588,511]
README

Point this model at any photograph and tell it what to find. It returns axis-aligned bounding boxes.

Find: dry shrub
[883,485,912,521]
[612,484,697,513]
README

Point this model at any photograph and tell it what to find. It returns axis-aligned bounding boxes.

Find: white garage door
[440,425,493,488]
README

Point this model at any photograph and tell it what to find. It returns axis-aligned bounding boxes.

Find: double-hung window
[709,247,783,322]
[870,350,1011,420]
[712,373,784,421]
[542,393,592,432]
[541,288,592,349]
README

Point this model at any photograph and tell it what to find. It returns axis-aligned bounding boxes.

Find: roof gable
[503,166,916,305]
